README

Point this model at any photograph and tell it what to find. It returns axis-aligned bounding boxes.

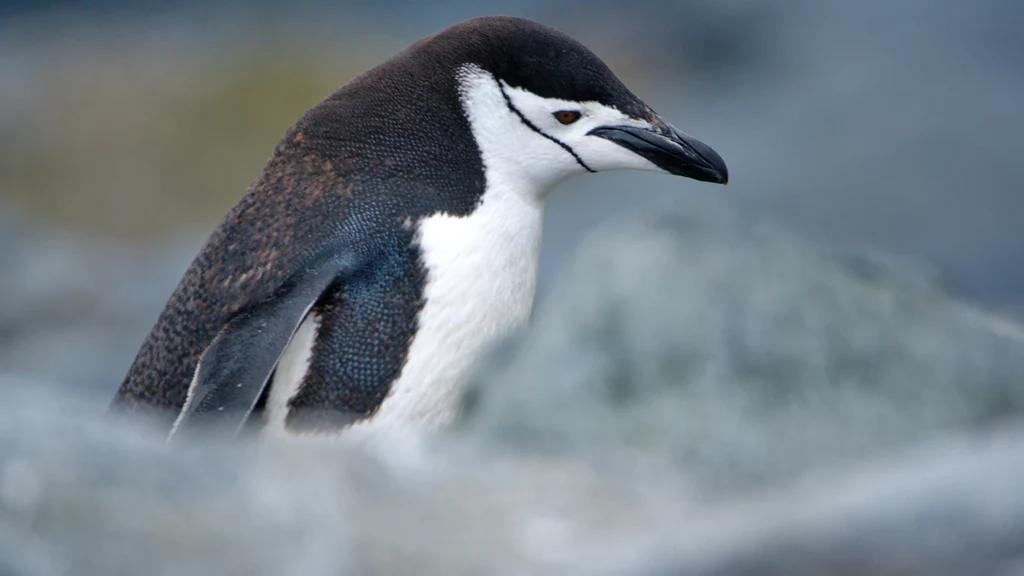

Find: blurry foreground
[3,198,1024,574]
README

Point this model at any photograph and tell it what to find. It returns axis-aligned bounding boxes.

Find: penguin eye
[553,110,582,125]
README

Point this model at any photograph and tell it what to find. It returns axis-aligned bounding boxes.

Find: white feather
[261,312,320,439]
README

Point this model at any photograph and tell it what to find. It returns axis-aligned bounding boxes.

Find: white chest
[363,185,544,431]
[262,185,544,441]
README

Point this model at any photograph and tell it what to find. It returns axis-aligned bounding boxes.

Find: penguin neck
[349,66,567,433]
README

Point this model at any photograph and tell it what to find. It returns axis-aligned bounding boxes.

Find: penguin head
[430,16,729,195]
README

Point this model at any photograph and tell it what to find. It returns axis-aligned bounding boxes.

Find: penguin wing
[272,244,426,434]
[167,255,353,441]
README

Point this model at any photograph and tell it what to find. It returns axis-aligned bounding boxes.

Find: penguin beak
[588,121,729,184]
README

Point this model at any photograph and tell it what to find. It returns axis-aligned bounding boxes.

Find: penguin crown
[434,16,727,191]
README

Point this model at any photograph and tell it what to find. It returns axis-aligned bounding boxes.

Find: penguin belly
[261,185,544,440]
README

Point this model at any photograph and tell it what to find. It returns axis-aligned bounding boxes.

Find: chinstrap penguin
[109,15,729,442]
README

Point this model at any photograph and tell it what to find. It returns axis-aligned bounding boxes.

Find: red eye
[553,110,582,125]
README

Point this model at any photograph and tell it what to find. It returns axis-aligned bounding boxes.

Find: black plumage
[109,15,704,436]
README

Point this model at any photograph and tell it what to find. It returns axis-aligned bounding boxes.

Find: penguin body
[110,16,728,441]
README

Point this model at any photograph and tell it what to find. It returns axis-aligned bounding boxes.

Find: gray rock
[0,201,198,399]
[459,196,1024,497]
[0,378,698,576]
[4,384,1024,576]
[637,420,1024,576]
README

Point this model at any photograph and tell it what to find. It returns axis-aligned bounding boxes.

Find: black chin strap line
[495,78,596,173]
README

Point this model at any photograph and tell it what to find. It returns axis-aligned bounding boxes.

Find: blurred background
[1,0,1022,400]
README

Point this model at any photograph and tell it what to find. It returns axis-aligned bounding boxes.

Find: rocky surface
[461,196,1024,496]
[0,200,198,399]
[2,197,1024,574]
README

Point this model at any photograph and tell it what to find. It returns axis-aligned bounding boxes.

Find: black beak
[588,122,729,184]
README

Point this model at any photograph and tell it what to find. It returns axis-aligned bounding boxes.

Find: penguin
[109,15,728,442]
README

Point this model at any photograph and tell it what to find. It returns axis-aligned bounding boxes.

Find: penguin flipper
[167,257,351,441]
[274,247,426,435]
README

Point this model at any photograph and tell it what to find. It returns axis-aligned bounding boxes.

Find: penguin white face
[457,64,727,199]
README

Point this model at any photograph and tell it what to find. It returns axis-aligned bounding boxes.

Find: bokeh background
[2,2,1024,573]
[2,0,1022,402]
[0,1,1019,398]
